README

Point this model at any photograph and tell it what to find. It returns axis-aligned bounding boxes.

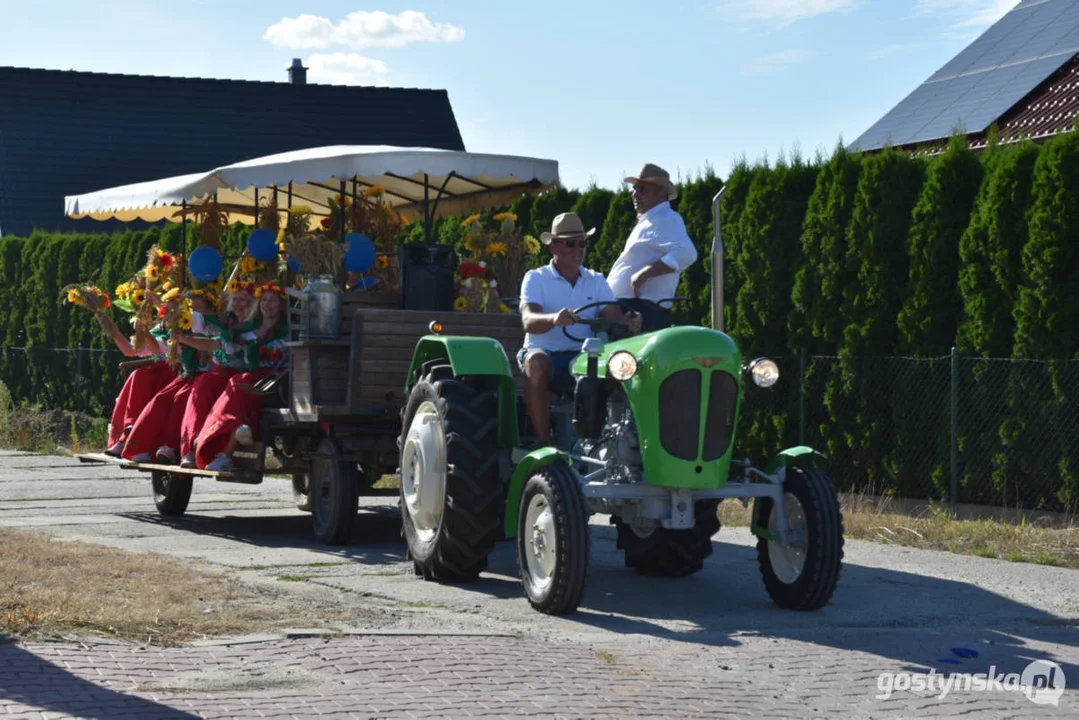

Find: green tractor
[396,190,844,615]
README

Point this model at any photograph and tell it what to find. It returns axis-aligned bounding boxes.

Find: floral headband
[188,288,222,310]
[226,279,255,295]
[253,282,286,298]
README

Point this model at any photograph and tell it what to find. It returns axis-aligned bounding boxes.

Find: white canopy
[64,145,560,225]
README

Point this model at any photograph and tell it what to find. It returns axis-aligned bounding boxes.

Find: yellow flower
[131,289,146,306]
[288,205,313,215]
[492,212,517,223]
[498,302,511,314]
[453,296,468,311]
[241,256,257,273]
[277,229,286,244]
[178,312,193,330]
[460,213,482,228]
[226,279,240,294]
[145,264,160,281]
[365,185,386,197]
[399,214,411,226]
[162,288,180,302]
[162,281,173,291]
[524,235,541,255]
[487,241,509,257]
[67,290,80,304]
[376,255,389,269]
[464,235,482,253]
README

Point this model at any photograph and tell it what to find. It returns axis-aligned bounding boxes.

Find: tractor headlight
[747,358,779,388]
[607,351,638,381]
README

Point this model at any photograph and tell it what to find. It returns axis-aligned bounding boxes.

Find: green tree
[592,190,637,279]
[672,167,724,327]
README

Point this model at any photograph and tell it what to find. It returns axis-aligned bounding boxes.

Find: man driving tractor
[517,212,641,447]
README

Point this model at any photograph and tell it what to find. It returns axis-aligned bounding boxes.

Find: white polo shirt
[606,201,698,302]
[520,261,616,352]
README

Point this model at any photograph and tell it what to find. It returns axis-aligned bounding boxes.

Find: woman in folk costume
[97,312,174,458]
[120,290,220,464]
[173,283,259,468]
[198,283,289,471]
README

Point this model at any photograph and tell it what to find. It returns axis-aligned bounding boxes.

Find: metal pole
[254,188,259,228]
[339,180,347,243]
[710,186,727,332]
[423,173,431,244]
[950,346,959,516]
[180,199,187,291]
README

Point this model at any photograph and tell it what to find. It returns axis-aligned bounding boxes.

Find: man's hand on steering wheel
[552,307,580,328]
[562,300,638,343]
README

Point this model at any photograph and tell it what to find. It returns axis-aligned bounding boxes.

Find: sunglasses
[554,238,588,249]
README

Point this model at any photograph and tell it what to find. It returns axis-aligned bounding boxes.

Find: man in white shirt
[519,212,639,447]
[606,163,698,330]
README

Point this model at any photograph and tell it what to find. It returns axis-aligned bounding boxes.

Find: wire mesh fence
[0,345,1075,513]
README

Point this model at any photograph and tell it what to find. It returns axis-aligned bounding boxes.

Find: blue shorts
[516,348,579,385]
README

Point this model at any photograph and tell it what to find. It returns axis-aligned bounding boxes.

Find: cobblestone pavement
[1,453,1077,718]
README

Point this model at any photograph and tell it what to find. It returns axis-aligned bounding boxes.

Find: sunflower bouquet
[60,275,111,317]
[452,212,538,313]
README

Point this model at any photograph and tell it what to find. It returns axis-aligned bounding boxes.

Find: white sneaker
[179,451,197,469]
[130,452,152,463]
[155,446,177,464]
[206,453,233,472]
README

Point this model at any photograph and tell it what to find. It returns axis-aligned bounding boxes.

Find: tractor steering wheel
[562,300,634,344]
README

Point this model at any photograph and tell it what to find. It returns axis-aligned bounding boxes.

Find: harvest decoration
[452,212,536,314]
[60,275,111,317]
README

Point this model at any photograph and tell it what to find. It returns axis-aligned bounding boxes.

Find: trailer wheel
[309,437,358,545]
[152,471,193,517]
[399,364,501,581]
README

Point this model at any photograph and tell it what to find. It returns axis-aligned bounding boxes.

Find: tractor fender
[763,445,825,475]
[406,335,519,448]
[503,448,574,539]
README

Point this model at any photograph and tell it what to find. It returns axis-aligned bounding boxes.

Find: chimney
[287,58,307,85]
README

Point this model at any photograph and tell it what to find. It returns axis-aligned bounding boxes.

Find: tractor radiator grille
[658,370,701,461]
[702,371,738,460]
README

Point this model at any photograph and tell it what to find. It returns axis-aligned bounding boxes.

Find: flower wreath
[226,279,256,295]
[253,282,286,298]
[187,288,222,311]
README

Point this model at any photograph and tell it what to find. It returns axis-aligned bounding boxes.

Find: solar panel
[850,0,1079,151]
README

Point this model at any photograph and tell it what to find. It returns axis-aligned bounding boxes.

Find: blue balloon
[353,275,379,290]
[287,255,303,273]
[189,245,223,283]
[247,228,279,263]
[344,233,376,273]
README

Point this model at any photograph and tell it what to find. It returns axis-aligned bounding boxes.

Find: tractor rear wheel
[614,500,720,577]
[755,466,844,610]
[399,364,502,581]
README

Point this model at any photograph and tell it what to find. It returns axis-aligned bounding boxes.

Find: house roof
[849,0,1079,152]
[0,65,465,237]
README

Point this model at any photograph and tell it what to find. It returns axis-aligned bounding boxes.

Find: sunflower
[364,185,386,197]
[492,212,517,223]
[464,235,482,253]
[524,235,541,255]
[453,296,468,311]
[226,279,240,294]
[240,256,258,274]
[131,288,146,306]
[376,255,389,269]
[161,288,181,302]
[487,241,509,257]
[145,264,160,281]
[178,312,194,331]
[460,213,482,228]
[288,205,313,215]
[66,290,80,305]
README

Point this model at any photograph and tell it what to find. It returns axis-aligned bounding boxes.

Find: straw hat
[624,162,678,201]
[539,212,597,245]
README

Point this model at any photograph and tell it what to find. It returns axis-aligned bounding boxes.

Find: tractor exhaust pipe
[711,185,727,332]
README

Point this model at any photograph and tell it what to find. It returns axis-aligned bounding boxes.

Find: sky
[1,0,1020,192]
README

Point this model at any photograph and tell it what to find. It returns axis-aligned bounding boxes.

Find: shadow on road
[0,640,199,719]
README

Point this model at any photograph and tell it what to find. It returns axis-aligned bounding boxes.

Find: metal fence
[1,346,1076,513]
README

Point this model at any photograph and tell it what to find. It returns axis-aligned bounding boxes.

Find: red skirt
[179,367,239,456]
[121,374,196,460]
[194,369,270,468]
[108,361,175,446]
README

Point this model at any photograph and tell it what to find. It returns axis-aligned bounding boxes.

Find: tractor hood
[571,326,743,381]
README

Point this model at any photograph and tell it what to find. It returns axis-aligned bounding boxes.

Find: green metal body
[571,326,744,490]
[406,335,520,448]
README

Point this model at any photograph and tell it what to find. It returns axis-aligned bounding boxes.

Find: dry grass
[718,496,1079,569]
[0,526,351,646]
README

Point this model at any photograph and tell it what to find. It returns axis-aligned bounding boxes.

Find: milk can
[302,274,342,339]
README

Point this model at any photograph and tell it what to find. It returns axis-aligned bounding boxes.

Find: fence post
[799,346,807,446]
[950,346,959,517]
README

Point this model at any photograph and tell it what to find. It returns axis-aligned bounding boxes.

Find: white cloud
[742,48,818,74]
[264,10,464,49]
[305,53,390,86]
[912,0,1017,28]
[718,0,863,28]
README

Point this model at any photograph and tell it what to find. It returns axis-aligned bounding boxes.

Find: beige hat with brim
[540,211,597,245]
[624,162,678,201]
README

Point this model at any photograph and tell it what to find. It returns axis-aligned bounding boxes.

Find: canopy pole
[254,188,259,228]
[423,174,431,243]
[339,180,347,243]
[427,172,456,228]
[287,181,293,210]
[180,199,187,291]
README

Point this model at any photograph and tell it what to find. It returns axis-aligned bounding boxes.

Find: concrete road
[1,450,1077,719]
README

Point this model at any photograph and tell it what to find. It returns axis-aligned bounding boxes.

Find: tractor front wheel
[614,500,720,577]
[517,462,589,614]
[755,466,844,610]
[152,471,193,517]
[399,364,502,581]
